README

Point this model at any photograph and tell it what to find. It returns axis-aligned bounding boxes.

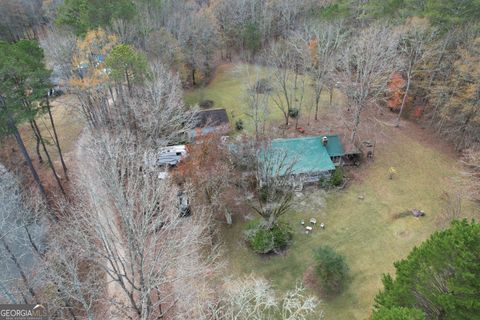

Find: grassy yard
[221,128,478,319]
[185,64,343,134]
[187,64,479,319]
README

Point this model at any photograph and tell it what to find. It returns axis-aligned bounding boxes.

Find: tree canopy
[374,219,480,320]
[0,39,50,136]
[56,0,136,36]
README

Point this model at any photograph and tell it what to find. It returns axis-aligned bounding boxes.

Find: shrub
[199,99,214,109]
[254,78,272,94]
[330,167,344,186]
[245,221,293,254]
[288,108,299,118]
[318,176,331,189]
[235,119,244,131]
[314,246,349,295]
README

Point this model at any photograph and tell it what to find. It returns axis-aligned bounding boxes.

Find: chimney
[322,136,328,146]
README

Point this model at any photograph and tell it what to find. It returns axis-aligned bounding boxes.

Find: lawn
[184,64,343,134]
[187,64,479,319]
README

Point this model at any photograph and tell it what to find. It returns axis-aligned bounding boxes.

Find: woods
[0,0,479,319]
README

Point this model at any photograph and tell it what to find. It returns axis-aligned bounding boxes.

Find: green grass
[221,128,478,319]
[189,63,478,319]
[185,64,342,134]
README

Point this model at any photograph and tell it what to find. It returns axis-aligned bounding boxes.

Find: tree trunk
[191,68,196,86]
[29,120,43,163]
[1,238,38,303]
[284,111,289,127]
[350,106,361,144]
[46,96,68,180]
[125,68,132,96]
[329,84,334,107]
[314,86,323,121]
[396,72,411,127]
[8,116,47,199]
[31,120,66,195]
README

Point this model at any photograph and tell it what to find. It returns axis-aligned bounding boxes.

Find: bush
[245,221,293,254]
[199,99,214,109]
[235,119,244,131]
[254,78,272,94]
[314,246,349,295]
[318,176,331,188]
[330,167,344,186]
[288,108,299,118]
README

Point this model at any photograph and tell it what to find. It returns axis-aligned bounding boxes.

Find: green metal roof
[323,135,345,157]
[266,136,343,175]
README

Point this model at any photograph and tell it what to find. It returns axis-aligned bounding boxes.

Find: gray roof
[195,109,229,128]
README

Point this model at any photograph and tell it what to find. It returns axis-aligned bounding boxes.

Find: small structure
[156,145,187,166]
[144,145,187,179]
[190,108,230,139]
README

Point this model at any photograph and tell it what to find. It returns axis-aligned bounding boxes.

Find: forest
[0,0,479,319]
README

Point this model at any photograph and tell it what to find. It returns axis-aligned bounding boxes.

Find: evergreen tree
[0,40,51,197]
[374,220,480,320]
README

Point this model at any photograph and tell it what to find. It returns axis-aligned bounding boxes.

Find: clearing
[187,64,479,319]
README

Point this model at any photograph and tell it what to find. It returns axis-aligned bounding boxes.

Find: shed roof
[195,109,229,128]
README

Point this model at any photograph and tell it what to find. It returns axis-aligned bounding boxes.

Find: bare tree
[40,27,77,83]
[300,22,345,122]
[67,132,216,319]
[243,66,271,141]
[395,25,432,127]
[336,25,399,144]
[209,276,319,320]
[252,144,297,229]
[0,164,46,305]
[266,41,306,128]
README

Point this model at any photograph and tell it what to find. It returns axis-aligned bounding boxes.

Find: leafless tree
[336,25,399,144]
[298,22,346,122]
[266,41,306,128]
[243,66,271,141]
[0,164,46,305]
[252,143,297,229]
[208,276,319,320]
[40,27,77,84]
[65,132,216,319]
[395,25,433,127]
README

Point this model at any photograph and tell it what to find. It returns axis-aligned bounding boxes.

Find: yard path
[74,132,130,318]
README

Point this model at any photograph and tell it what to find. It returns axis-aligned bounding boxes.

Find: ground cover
[190,63,479,319]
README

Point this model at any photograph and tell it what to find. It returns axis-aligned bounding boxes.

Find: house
[261,135,345,185]
[190,108,230,139]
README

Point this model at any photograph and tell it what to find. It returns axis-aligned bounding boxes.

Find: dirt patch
[303,265,327,298]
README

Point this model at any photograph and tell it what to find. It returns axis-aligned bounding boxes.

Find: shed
[190,108,230,138]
